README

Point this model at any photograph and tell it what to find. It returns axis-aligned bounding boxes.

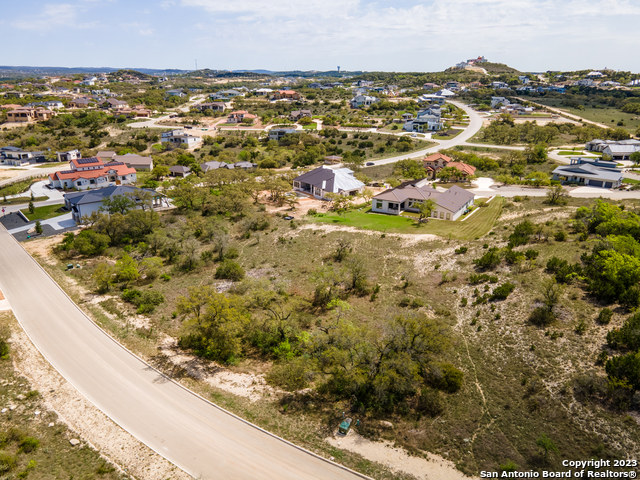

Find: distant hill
[481,62,521,74]
[0,65,189,79]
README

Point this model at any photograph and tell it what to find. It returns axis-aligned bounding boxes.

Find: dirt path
[298,223,439,246]
[326,432,475,480]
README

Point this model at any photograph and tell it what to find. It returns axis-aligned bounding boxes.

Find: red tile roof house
[372,181,475,221]
[227,110,257,124]
[422,153,476,180]
[273,90,301,100]
[48,157,137,190]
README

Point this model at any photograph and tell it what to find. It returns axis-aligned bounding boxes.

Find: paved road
[364,100,485,166]
[128,95,207,129]
[0,227,367,480]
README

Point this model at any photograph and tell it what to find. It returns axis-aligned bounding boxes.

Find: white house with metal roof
[552,159,623,188]
[293,166,365,199]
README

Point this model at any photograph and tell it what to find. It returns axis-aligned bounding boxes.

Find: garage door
[589,180,603,187]
[604,182,612,188]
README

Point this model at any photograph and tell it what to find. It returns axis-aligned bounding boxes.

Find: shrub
[529,306,555,326]
[554,230,566,242]
[490,282,516,301]
[307,208,318,216]
[266,357,313,391]
[427,363,464,393]
[596,308,613,325]
[215,260,245,281]
[121,289,165,314]
[416,388,444,417]
[473,247,501,270]
[468,273,498,284]
[19,436,39,453]
[454,246,468,254]
[0,452,17,474]
[0,336,9,359]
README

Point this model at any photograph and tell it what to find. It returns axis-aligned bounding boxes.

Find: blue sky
[2,0,640,72]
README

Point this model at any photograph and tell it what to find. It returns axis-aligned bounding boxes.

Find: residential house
[403,109,443,132]
[161,131,202,148]
[57,149,81,162]
[575,79,596,87]
[491,81,510,89]
[273,90,301,101]
[169,165,191,177]
[518,76,531,84]
[96,151,117,162]
[166,89,186,97]
[586,139,640,159]
[491,96,510,109]
[68,97,92,108]
[253,88,274,96]
[268,128,298,141]
[293,166,364,199]
[234,161,257,170]
[1,148,46,166]
[422,153,476,180]
[350,95,378,108]
[194,102,226,113]
[101,98,128,110]
[48,157,137,190]
[323,155,343,164]
[227,110,257,124]
[115,153,154,171]
[552,160,623,188]
[64,186,167,223]
[371,181,475,221]
[209,89,242,101]
[423,83,439,90]
[290,110,312,121]
[7,107,55,122]
[602,144,640,161]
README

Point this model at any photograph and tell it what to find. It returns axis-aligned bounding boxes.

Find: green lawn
[310,196,503,240]
[557,150,586,155]
[35,162,68,168]
[21,204,66,221]
[302,123,317,130]
[0,195,47,206]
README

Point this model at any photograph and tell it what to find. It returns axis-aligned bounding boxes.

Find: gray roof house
[602,144,640,161]
[64,186,167,223]
[552,161,623,188]
[115,153,154,171]
[372,182,475,221]
[169,165,191,177]
[293,166,365,199]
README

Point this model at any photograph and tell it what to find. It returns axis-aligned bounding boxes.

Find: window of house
[446,213,451,220]
[439,212,444,219]
[375,201,383,209]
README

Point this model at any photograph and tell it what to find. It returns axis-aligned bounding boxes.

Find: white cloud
[12,3,80,31]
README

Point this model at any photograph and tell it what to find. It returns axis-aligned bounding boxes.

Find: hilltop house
[268,128,298,141]
[293,166,365,199]
[194,102,226,113]
[372,182,475,221]
[48,157,136,190]
[209,89,242,101]
[64,186,167,223]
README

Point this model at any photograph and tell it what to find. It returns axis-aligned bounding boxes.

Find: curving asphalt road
[0,226,368,480]
[363,100,486,166]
